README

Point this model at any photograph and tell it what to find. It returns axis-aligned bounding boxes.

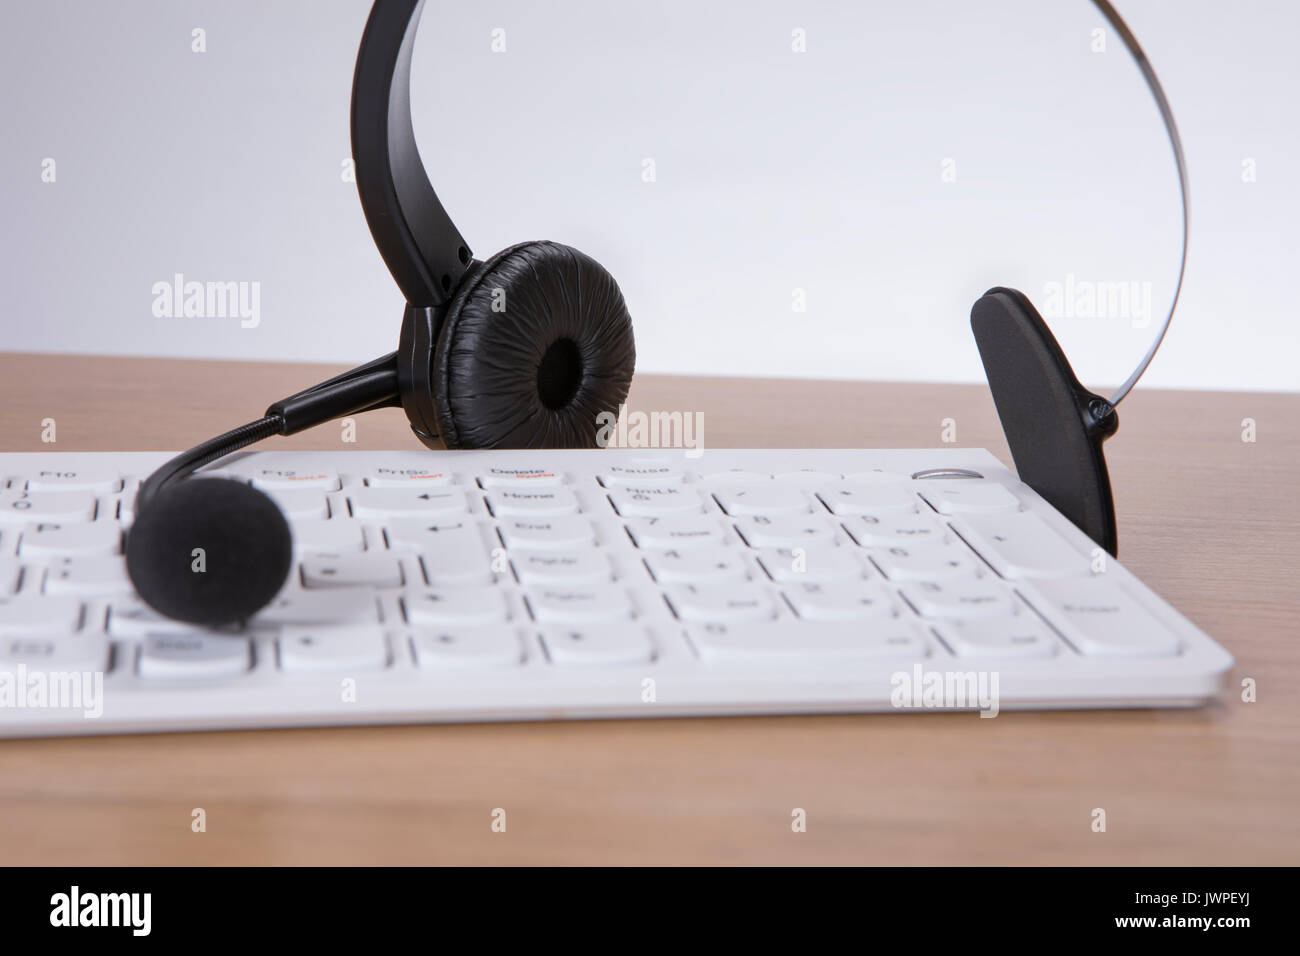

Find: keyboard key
[25,468,121,493]
[412,626,523,668]
[817,484,918,516]
[250,468,340,492]
[953,511,1091,579]
[773,470,842,482]
[1026,579,1180,657]
[349,487,466,519]
[407,525,497,586]
[498,517,595,550]
[365,468,454,487]
[486,488,580,516]
[386,521,496,584]
[264,488,330,519]
[918,482,1020,515]
[0,595,83,635]
[938,617,1060,659]
[114,496,135,526]
[478,467,564,487]
[695,470,771,483]
[421,560,495,588]
[541,624,654,666]
[139,633,250,679]
[292,519,366,554]
[608,486,702,517]
[300,554,403,589]
[404,588,508,626]
[599,464,684,485]
[0,634,109,672]
[278,627,389,672]
[900,578,1018,619]
[642,548,748,584]
[624,516,725,549]
[845,514,948,546]
[385,518,479,552]
[713,486,809,516]
[756,546,864,583]
[870,543,981,581]
[512,551,611,586]
[108,599,205,637]
[0,491,97,525]
[43,556,133,597]
[733,515,836,548]
[258,588,378,625]
[664,585,776,622]
[526,588,632,624]
[18,522,121,558]
[843,470,911,483]
[687,619,928,663]
[782,581,895,621]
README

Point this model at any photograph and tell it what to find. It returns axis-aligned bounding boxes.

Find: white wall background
[2,0,1296,392]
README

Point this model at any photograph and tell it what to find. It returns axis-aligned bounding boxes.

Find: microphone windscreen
[125,478,293,626]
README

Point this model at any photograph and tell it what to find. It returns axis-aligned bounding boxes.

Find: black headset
[971,0,1187,559]
[125,0,1187,627]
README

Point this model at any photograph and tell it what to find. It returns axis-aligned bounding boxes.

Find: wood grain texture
[0,352,1296,865]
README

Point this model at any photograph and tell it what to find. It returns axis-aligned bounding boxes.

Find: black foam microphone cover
[125,478,294,626]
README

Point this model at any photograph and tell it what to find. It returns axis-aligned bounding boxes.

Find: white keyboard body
[0,449,1232,737]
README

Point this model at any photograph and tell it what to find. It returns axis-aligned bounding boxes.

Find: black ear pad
[430,240,635,448]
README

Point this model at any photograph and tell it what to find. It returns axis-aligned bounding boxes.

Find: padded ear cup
[431,240,636,448]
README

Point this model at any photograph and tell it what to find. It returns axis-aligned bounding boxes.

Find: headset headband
[351,0,1188,400]
[1090,0,1189,404]
[352,0,471,307]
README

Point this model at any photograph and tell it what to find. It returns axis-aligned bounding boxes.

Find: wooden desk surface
[0,352,1296,865]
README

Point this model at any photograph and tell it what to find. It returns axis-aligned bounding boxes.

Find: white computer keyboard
[0,448,1232,736]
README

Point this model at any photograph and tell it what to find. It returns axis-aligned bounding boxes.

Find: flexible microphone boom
[126,354,403,624]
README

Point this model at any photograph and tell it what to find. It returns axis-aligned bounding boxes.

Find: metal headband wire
[1091,0,1190,406]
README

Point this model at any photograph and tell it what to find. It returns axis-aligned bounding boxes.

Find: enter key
[1023,577,1180,657]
